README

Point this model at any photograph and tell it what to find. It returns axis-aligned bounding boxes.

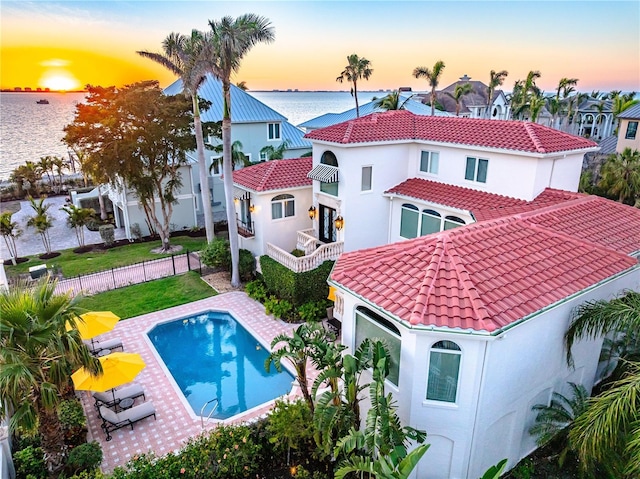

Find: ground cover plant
[4,236,206,278]
[76,271,215,319]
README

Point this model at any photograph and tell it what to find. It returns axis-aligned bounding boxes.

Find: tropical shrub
[264,296,294,322]
[58,399,88,447]
[266,399,316,463]
[238,249,256,281]
[130,223,143,241]
[298,301,328,323]
[259,257,334,306]
[99,224,115,247]
[13,445,46,479]
[201,238,231,270]
[65,442,103,474]
[245,279,268,302]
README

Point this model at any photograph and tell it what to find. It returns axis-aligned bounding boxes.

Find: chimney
[459,74,471,82]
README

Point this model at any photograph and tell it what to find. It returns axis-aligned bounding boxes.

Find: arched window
[355,306,401,386]
[421,209,441,236]
[320,151,339,195]
[400,204,419,239]
[443,215,465,230]
[426,340,461,402]
[271,194,295,220]
[321,150,338,166]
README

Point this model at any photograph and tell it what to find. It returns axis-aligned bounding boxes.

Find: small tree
[446,82,474,116]
[61,204,96,248]
[0,212,22,264]
[336,53,373,118]
[26,196,54,255]
[260,139,291,160]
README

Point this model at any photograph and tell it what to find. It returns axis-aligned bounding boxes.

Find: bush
[200,238,231,270]
[58,399,87,447]
[238,249,255,281]
[66,442,103,474]
[99,224,115,247]
[266,399,315,457]
[13,445,46,479]
[259,257,334,306]
[130,223,143,241]
[264,296,294,322]
[290,249,305,258]
[245,279,268,303]
[298,301,328,323]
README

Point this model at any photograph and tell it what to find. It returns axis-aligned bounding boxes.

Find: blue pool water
[148,311,294,419]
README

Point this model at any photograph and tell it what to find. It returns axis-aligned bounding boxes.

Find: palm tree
[235,80,248,91]
[210,140,250,173]
[207,14,275,288]
[0,212,22,264]
[612,94,640,133]
[552,78,578,128]
[265,322,327,414]
[372,90,414,111]
[510,71,542,120]
[26,196,54,255]
[413,60,446,116]
[137,30,217,243]
[61,204,96,248]
[260,139,291,160]
[336,54,373,118]
[0,278,101,475]
[529,92,547,123]
[446,82,473,116]
[564,291,640,477]
[485,69,508,119]
[10,161,41,197]
[598,147,640,204]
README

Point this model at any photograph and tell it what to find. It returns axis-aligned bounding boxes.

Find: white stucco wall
[237,187,313,257]
[337,265,640,479]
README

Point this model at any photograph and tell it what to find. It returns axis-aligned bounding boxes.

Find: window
[426,341,461,402]
[420,151,439,174]
[400,204,419,238]
[320,151,339,196]
[626,121,638,140]
[443,215,465,230]
[355,307,401,386]
[361,166,372,191]
[210,157,221,176]
[259,151,269,162]
[271,194,295,219]
[465,157,488,183]
[268,123,281,140]
[421,209,441,236]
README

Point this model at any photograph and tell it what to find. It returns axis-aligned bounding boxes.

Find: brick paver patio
[80,292,316,473]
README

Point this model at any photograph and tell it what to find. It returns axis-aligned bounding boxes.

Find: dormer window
[268,123,281,141]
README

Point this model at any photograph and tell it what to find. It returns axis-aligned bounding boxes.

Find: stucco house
[234,110,640,477]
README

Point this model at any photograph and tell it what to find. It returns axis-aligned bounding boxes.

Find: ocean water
[0,90,380,182]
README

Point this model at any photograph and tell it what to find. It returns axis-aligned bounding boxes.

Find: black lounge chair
[85,338,124,355]
[98,401,156,441]
[93,384,145,409]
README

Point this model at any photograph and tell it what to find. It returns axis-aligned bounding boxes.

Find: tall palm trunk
[353,79,360,118]
[222,79,241,288]
[97,184,107,221]
[431,86,436,116]
[193,95,215,242]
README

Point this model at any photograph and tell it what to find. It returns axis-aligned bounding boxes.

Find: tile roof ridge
[257,160,279,191]
[409,235,447,325]
[523,122,547,153]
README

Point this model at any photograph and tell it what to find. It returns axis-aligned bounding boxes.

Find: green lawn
[76,271,216,319]
[5,236,207,278]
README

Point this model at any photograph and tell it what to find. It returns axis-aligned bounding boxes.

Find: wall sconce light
[308,205,317,220]
[334,215,344,231]
[249,205,255,213]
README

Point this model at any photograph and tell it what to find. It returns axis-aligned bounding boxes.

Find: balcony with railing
[237,218,255,238]
[265,228,343,273]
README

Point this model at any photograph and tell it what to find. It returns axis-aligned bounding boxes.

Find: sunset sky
[1,0,639,93]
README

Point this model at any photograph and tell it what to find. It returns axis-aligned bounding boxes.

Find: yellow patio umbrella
[71,352,145,395]
[66,311,120,342]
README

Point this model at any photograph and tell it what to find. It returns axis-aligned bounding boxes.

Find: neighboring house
[232,157,313,260]
[423,74,511,120]
[570,98,615,140]
[615,102,640,152]
[164,74,312,218]
[237,110,640,478]
[298,93,447,132]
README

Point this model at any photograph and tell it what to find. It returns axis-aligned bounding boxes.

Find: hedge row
[259,256,334,307]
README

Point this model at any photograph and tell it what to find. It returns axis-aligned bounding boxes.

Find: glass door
[319,204,336,243]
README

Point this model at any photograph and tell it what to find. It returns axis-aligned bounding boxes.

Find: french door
[318,204,337,243]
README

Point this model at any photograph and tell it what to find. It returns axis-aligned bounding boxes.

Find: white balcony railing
[296,229,318,255]
[266,241,344,273]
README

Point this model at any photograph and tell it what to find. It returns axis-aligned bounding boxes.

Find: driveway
[1,196,126,260]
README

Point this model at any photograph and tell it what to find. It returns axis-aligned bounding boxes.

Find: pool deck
[79,292,319,473]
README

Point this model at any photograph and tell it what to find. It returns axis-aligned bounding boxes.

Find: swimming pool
[147,311,295,419]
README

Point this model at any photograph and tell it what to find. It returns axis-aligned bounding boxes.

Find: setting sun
[40,71,80,91]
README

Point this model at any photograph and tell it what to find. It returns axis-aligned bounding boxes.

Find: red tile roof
[232,158,312,192]
[331,198,640,333]
[304,110,598,154]
[385,179,585,221]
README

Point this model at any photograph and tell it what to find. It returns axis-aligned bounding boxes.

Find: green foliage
[99,224,115,247]
[259,256,333,306]
[201,239,254,280]
[130,223,143,241]
[245,279,268,302]
[480,459,508,479]
[298,301,328,323]
[510,458,535,479]
[238,249,255,281]
[59,399,88,447]
[264,296,294,322]
[290,249,305,258]
[266,399,315,455]
[65,442,103,474]
[13,445,46,479]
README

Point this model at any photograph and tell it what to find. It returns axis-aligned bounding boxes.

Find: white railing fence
[266,241,344,273]
[296,229,318,255]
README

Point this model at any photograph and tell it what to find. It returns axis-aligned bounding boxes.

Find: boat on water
[36,99,49,104]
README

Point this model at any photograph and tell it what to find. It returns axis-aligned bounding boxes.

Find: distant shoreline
[0,89,87,93]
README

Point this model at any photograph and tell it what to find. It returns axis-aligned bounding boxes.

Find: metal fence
[53,250,202,296]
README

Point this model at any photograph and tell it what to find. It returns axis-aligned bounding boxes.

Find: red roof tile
[331,201,639,333]
[385,179,585,221]
[305,110,597,154]
[232,158,312,192]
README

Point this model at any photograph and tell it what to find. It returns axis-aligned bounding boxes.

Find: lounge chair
[85,338,124,355]
[93,383,145,409]
[98,401,156,441]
